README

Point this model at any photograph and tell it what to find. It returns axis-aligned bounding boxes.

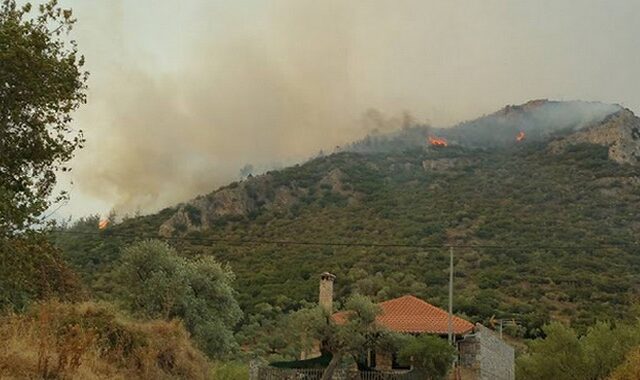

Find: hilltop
[55,100,640,339]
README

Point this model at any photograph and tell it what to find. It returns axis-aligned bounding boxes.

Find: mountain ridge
[160,100,640,237]
[56,99,640,338]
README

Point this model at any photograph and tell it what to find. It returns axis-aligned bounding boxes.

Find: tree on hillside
[0,0,88,236]
[115,240,243,358]
[609,347,640,380]
[516,321,640,380]
[289,294,403,380]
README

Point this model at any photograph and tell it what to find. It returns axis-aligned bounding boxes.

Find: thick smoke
[58,0,640,216]
[71,1,371,214]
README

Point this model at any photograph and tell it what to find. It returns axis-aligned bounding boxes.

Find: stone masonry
[458,324,515,380]
[319,272,336,313]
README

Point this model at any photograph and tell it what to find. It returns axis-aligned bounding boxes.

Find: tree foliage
[609,347,640,380]
[115,239,242,358]
[0,0,88,236]
[55,143,640,345]
[288,294,402,379]
[0,234,82,310]
[397,334,455,380]
[0,300,211,379]
[517,321,640,380]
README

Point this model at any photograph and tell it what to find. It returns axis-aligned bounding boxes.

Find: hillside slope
[56,101,640,338]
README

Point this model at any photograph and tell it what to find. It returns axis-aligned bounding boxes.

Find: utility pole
[448,246,454,344]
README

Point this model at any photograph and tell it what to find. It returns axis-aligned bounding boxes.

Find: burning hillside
[428,136,448,147]
[345,100,640,165]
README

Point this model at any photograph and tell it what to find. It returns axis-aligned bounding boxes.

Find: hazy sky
[50,0,640,219]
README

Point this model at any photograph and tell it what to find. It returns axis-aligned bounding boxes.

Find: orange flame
[428,136,448,147]
[98,219,109,230]
[516,131,525,142]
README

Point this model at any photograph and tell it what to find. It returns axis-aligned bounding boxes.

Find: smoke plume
[58,0,640,216]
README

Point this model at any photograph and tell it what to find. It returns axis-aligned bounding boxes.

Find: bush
[211,361,250,380]
[516,321,640,380]
[115,239,242,358]
[609,347,640,380]
[0,236,83,311]
[0,301,211,379]
[397,334,455,380]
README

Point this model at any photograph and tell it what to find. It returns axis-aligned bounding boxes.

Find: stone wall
[458,325,514,380]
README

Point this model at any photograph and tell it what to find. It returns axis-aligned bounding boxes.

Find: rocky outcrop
[159,168,356,237]
[159,174,304,236]
[319,168,348,194]
[549,109,640,165]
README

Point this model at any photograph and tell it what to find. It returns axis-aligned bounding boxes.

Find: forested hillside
[55,137,640,339]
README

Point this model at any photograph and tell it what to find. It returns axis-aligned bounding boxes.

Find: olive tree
[116,240,243,358]
[290,294,403,380]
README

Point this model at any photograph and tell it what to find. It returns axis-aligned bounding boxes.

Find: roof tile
[333,295,474,335]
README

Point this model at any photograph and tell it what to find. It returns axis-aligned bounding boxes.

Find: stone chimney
[319,272,336,312]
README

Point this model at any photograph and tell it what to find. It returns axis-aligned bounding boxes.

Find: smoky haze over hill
[345,100,622,153]
[54,0,640,217]
[443,100,622,147]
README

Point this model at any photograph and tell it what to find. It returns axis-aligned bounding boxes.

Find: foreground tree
[115,240,243,358]
[0,0,88,236]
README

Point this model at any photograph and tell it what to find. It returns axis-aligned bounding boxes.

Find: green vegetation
[0,235,82,311]
[0,300,211,379]
[4,0,640,377]
[610,347,640,380]
[115,240,242,358]
[517,320,640,380]
[55,142,640,342]
[0,0,87,237]
[0,3,232,378]
[398,335,456,379]
[211,361,250,380]
[286,294,404,380]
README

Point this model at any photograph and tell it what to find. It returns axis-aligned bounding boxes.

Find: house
[318,272,515,380]
[333,294,475,370]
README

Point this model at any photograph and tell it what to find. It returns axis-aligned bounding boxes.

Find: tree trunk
[321,352,343,380]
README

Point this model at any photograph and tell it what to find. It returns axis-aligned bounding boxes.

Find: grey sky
[51,0,640,219]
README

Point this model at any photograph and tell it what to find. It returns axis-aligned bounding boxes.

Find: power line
[51,229,640,251]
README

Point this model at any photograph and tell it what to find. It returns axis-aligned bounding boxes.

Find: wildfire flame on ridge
[516,131,525,142]
[428,136,448,147]
[98,219,109,230]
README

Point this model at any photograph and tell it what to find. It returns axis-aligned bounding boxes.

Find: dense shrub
[115,240,242,358]
[517,321,640,380]
[211,361,250,379]
[55,143,640,341]
[398,335,455,380]
[0,236,83,311]
[0,301,211,379]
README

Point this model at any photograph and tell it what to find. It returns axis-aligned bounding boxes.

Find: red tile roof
[333,295,474,335]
